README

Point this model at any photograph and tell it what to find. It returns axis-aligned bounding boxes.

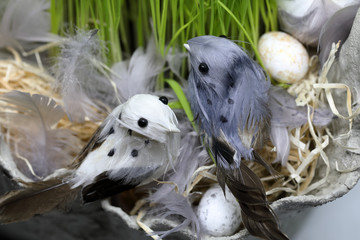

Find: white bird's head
[113,94,180,143]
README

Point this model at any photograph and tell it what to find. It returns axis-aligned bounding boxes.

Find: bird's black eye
[108,148,115,157]
[159,96,168,105]
[138,118,148,128]
[198,62,209,74]
[131,149,139,157]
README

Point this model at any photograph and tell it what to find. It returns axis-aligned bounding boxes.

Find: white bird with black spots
[0,94,180,223]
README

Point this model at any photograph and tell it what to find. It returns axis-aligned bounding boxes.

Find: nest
[0,43,355,238]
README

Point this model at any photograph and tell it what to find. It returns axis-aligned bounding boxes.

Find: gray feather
[277,0,355,46]
[269,86,333,128]
[54,29,115,122]
[166,47,188,83]
[269,86,333,165]
[111,38,165,101]
[0,91,79,179]
[150,191,201,239]
[0,0,60,50]
[278,0,335,46]
[318,4,360,66]
[148,118,208,237]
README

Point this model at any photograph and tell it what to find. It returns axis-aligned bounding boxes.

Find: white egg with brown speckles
[258,31,309,84]
[197,184,241,237]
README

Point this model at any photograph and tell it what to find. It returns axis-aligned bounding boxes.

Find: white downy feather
[111,38,165,101]
[270,125,290,166]
[0,0,60,50]
[147,117,209,238]
[0,91,80,179]
[54,29,116,122]
[150,191,202,239]
[166,47,188,84]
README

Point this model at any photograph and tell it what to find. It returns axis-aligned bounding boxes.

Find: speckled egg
[258,31,309,83]
[197,184,241,237]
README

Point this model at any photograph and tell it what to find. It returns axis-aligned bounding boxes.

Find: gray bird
[184,35,289,240]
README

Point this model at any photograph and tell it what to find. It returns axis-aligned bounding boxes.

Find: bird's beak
[183,43,190,52]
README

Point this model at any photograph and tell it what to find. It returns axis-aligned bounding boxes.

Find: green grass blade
[217,0,264,69]
[165,79,198,132]
[165,12,199,56]
[168,101,183,109]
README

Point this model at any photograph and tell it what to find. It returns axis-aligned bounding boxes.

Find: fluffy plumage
[185,35,288,240]
[269,86,333,165]
[0,91,79,179]
[0,94,180,223]
[148,119,209,238]
[0,0,60,51]
[269,86,333,128]
[111,39,165,101]
[185,36,270,162]
[150,191,201,239]
[71,94,180,189]
[165,47,188,83]
[54,29,116,122]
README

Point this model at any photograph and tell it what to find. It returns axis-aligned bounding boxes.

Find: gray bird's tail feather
[213,139,289,240]
[0,178,79,224]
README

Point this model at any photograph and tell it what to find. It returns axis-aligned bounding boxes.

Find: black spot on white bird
[198,62,209,73]
[138,118,148,128]
[145,139,150,145]
[108,148,115,157]
[128,129,132,136]
[207,99,212,105]
[131,149,138,157]
[220,115,228,123]
[159,96,168,105]
[108,127,115,135]
[196,82,201,89]
[228,98,234,104]
[118,113,122,120]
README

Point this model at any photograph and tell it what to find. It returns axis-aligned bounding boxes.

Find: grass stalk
[50,0,277,79]
[217,0,264,68]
